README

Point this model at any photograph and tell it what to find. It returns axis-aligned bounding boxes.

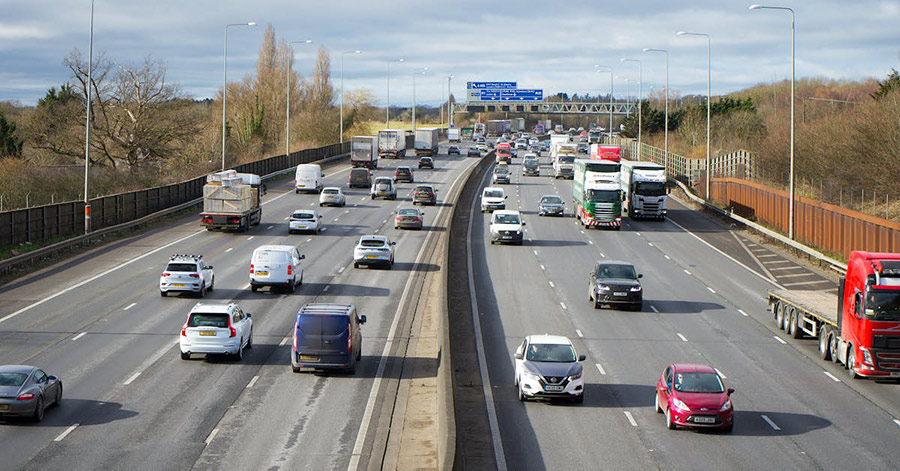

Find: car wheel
[181,351,191,360]
[32,397,44,422]
[199,283,206,298]
[208,277,214,291]
[819,328,832,361]
[790,311,803,339]
[160,291,167,297]
[251,284,258,292]
[54,383,63,407]
[354,262,360,268]
[517,383,526,402]
[830,333,840,364]
[774,302,784,329]
[665,407,676,430]
[655,393,662,413]
[292,366,301,373]
[246,329,253,349]
[722,423,734,433]
[235,343,244,361]
[298,272,303,286]
[573,392,584,404]
[289,279,296,293]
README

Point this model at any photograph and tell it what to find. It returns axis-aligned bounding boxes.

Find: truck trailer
[200,170,263,232]
[620,160,667,220]
[573,159,622,229]
[486,120,511,137]
[768,251,900,379]
[414,128,440,157]
[350,136,378,169]
[378,129,406,159]
[551,144,577,179]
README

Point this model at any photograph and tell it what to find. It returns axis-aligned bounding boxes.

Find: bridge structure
[453,100,636,115]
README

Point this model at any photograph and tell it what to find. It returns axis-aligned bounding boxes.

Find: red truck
[589,144,622,162]
[495,142,512,164]
[768,251,900,379]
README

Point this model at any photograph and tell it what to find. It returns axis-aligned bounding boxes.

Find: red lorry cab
[590,144,621,162]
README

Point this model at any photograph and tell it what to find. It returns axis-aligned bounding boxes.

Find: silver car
[371,177,397,200]
[353,235,395,269]
[0,365,62,422]
[160,254,214,297]
[538,195,565,216]
[395,207,425,230]
[289,210,321,234]
[319,187,346,207]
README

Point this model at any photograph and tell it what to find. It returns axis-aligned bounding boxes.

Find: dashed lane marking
[738,309,749,317]
[338,266,345,273]
[225,248,233,253]
[123,303,137,311]
[824,371,842,382]
[549,281,555,288]
[624,411,638,427]
[247,236,255,240]
[540,265,545,270]
[664,255,671,260]
[683,269,692,275]
[560,302,567,310]
[576,329,583,338]
[205,428,219,446]
[677,333,688,342]
[54,424,79,442]
[650,305,659,313]
[595,363,606,375]
[279,337,289,347]
[72,332,86,341]
[266,225,274,230]
[123,372,141,385]
[707,287,717,294]
[761,415,781,431]
[323,286,330,292]
[774,336,787,344]
[588,240,594,245]
[246,375,259,389]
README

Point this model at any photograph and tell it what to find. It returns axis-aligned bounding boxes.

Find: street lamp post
[340,50,361,143]
[621,58,642,160]
[387,58,405,128]
[617,76,631,116]
[595,65,613,139]
[677,31,711,200]
[750,4,795,239]
[412,68,427,133]
[448,75,454,127]
[643,48,669,172]
[222,21,256,171]
[286,40,313,157]
[83,0,95,233]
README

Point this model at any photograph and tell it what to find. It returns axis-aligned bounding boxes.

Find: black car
[394,166,414,183]
[589,261,643,311]
[447,145,461,156]
[418,157,434,169]
[467,147,481,157]
[538,195,565,216]
[291,303,366,373]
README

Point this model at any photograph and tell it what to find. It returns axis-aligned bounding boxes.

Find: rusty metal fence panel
[0,142,349,248]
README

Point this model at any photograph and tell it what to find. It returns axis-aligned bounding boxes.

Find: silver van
[249,245,305,293]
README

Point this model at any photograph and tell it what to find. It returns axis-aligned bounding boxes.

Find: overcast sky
[1,0,898,106]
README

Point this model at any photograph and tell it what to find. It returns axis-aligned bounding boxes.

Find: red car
[656,363,734,432]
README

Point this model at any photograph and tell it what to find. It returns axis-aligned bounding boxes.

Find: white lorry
[415,128,440,157]
[378,129,406,159]
[448,128,460,142]
[620,160,667,220]
[350,136,378,169]
[552,144,577,179]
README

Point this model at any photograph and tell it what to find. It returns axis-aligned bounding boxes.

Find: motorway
[0,144,478,469]
[468,151,900,469]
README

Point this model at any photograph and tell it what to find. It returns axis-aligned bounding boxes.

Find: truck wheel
[818,328,832,361]
[774,302,785,330]
[847,346,859,380]
[789,311,803,339]
[829,334,840,364]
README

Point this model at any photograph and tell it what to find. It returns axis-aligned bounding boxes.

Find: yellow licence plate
[299,355,318,361]
[0,404,8,410]
[256,271,268,276]
[199,331,217,336]
[172,283,186,287]
[366,255,378,259]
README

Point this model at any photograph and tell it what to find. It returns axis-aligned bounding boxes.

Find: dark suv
[394,166,414,183]
[412,184,437,205]
[418,157,434,169]
[588,261,643,311]
[291,303,366,373]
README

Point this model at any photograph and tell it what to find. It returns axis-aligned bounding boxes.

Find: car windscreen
[0,372,28,387]
[673,372,724,393]
[541,196,562,205]
[594,264,637,279]
[254,251,290,263]
[494,214,520,224]
[635,182,666,197]
[398,209,419,216]
[375,178,392,185]
[323,189,339,194]
[484,190,504,198]
[866,290,900,321]
[494,167,509,174]
[165,263,197,272]
[360,239,385,248]
[292,212,315,220]
[298,315,348,336]
[188,313,229,328]
[415,186,432,193]
[526,343,576,362]
[396,168,411,174]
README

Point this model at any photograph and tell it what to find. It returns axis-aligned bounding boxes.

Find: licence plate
[613,292,627,297]
[172,283,186,287]
[693,416,716,424]
[0,404,8,410]
[199,331,217,336]
[891,372,900,377]
[257,271,269,276]
[544,385,564,392]
[299,355,318,361]
[366,255,378,259]
[298,185,306,188]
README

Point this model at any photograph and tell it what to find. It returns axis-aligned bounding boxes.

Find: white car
[490,210,525,245]
[319,187,346,207]
[160,254,214,297]
[180,302,253,361]
[514,335,586,403]
[353,235,395,269]
[250,245,305,293]
[289,209,321,234]
[480,187,507,212]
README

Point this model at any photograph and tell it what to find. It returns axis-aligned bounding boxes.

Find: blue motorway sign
[474,89,543,101]
[467,81,517,90]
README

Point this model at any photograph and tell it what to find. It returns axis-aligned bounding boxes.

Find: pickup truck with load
[551,144,577,179]
[768,251,900,379]
[350,136,378,169]
[378,129,406,159]
[573,159,622,229]
[620,159,667,220]
[201,170,263,232]
[414,128,439,157]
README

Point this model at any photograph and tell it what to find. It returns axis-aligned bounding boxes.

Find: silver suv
[160,254,214,297]
[371,177,397,200]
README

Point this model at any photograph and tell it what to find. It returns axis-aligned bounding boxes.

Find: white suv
[353,235,395,269]
[480,187,507,212]
[514,335,586,403]
[250,245,305,293]
[180,303,253,361]
[160,254,214,297]
[319,187,346,207]
[490,210,525,245]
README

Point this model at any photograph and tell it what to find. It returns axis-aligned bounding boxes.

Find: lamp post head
[642,48,652,52]
[749,4,763,9]
[398,58,405,62]
[354,50,361,54]
[304,39,312,43]
[247,22,257,26]
[676,31,688,35]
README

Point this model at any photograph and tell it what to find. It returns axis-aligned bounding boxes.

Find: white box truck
[620,160,667,220]
[378,129,406,159]
[552,144,577,179]
[350,136,378,169]
[415,128,440,157]
[448,128,460,142]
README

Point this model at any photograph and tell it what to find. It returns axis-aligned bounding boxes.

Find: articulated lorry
[486,120,511,137]
[573,159,622,229]
[768,251,900,379]
[201,170,263,232]
[378,129,406,159]
[551,142,577,179]
[414,128,440,157]
[620,160,667,220]
[350,136,378,169]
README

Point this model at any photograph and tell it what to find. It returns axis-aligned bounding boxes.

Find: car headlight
[720,399,732,411]
[596,285,610,292]
[630,285,642,292]
[568,372,583,381]
[671,397,690,411]
[515,230,522,235]
[522,369,541,380]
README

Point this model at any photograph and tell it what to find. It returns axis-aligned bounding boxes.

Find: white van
[249,245,305,293]
[295,164,324,193]
[480,187,507,212]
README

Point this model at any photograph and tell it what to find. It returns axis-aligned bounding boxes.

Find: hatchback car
[160,254,214,297]
[250,245,305,293]
[179,303,253,361]
[447,145,461,155]
[371,176,397,200]
[291,303,366,373]
[395,207,425,230]
[589,261,643,311]
[481,187,507,212]
[492,165,511,185]
[490,210,525,245]
[289,209,321,234]
[0,365,62,422]
[394,166,414,183]
[418,157,434,169]
[412,184,437,205]
[656,363,735,432]
[353,235,396,269]
[319,187,346,207]
[467,147,481,157]
[514,335,586,403]
[538,195,565,216]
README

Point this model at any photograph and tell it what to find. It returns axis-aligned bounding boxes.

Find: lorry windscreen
[866,290,900,321]
[587,189,620,203]
[558,156,575,163]
[635,182,666,196]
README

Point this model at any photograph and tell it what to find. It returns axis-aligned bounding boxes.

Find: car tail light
[292,325,299,351]
[287,265,293,276]
[181,324,187,336]
[229,326,237,338]
[17,393,35,401]
[189,274,200,278]
[231,218,240,224]
[413,217,420,222]
[347,322,353,352]
[162,273,170,277]
[250,264,254,274]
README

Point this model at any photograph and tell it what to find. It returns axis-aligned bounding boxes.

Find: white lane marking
[588,240,594,245]
[54,424,79,442]
[761,415,781,431]
[354,203,359,207]
[319,227,326,232]
[635,232,641,236]
[823,371,842,382]
[72,332,87,341]
[548,281,555,288]
[374,229,379,233]
[225,247,233,253]
[242,283,250,289]
[648,242,654,247]
[707,287,717,294]
[246,375,259,389]
[774,336,787,344]
[0,228,207,325]
[338,266,345,274]
[683,269,692,275]
[540,264,545,270]
[664,254,671,260]
[323,286,330,292]
[893,419,900,428]
[560,302,567,310]
[650,305,659,313]
[677,333,688,342]
[283,216,289,220]
[344,210,350,214]
[333,218,340,222]
[382,219,388,224]
[205,428,219,446]
[279,337,289,347]
[738,309,749,317]
[624,411,638,427]
[600,253,606,258]
[123,372,142,385]
[715,368,727,379]
[533,250,538,255]
[576,329,584,338]
[769,266,805,271]
[306,238,312,243]
[266,225,274,230]
[123,302,137,311]
[595,363,607,375]
[247,236,255,240]
[310,202,315,206]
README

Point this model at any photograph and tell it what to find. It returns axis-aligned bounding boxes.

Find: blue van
[291,303,366,373]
